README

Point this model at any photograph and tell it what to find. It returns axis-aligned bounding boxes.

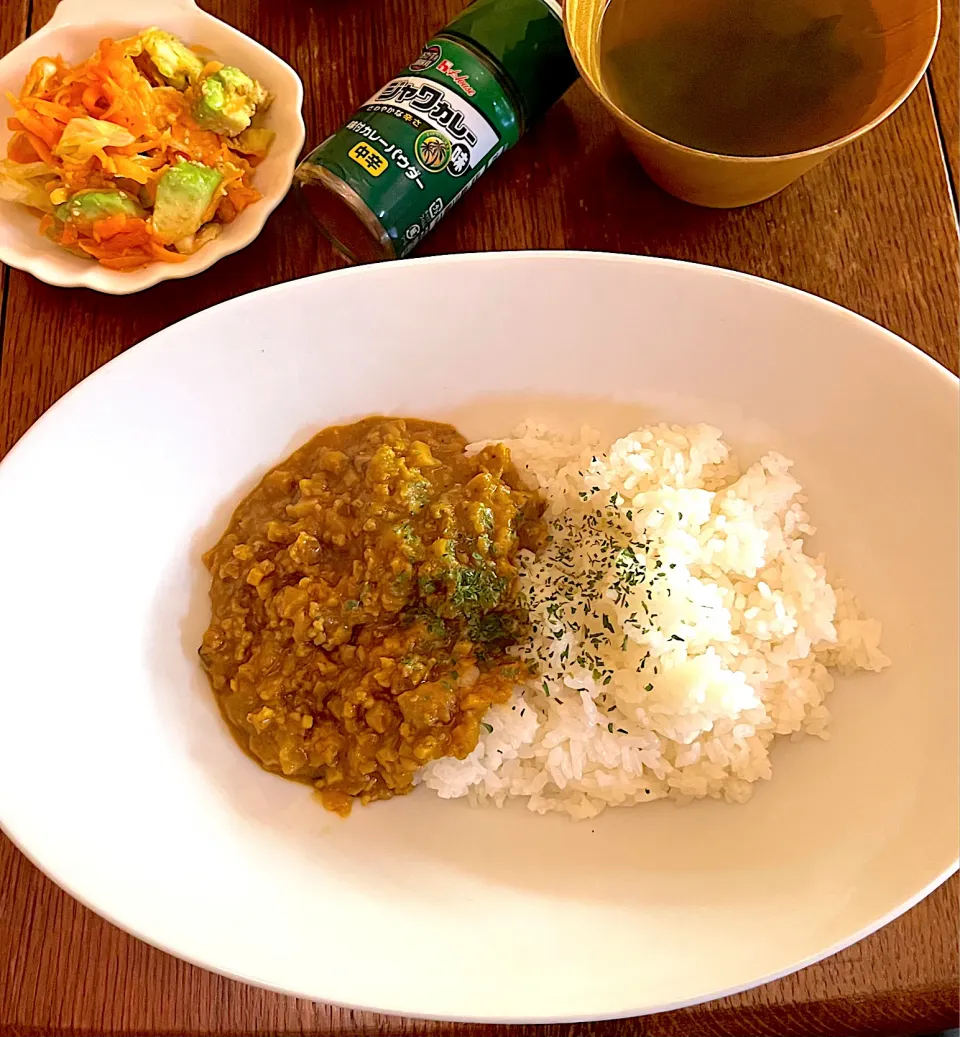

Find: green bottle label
[297,37,522,257]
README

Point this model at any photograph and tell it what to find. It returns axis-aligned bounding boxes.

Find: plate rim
[0,252,956,448]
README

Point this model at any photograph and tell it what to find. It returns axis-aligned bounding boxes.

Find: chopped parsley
[451,565,506,612]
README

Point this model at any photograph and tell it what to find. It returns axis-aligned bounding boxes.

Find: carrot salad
[0,28,274,270]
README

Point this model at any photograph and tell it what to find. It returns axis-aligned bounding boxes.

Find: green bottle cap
[442,0,578,127]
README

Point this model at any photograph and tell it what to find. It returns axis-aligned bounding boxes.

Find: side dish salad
[1,28,274,270]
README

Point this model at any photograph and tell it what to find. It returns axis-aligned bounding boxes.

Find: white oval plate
[0,252,956,1022]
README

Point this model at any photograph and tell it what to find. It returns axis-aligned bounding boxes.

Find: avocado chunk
[55,189,143,228]
[140,28,205,90]
[151,162,223,245]
[193,66,268,137]
[228,127,276,157]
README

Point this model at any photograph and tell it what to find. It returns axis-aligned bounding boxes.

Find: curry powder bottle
[294,0,577,263]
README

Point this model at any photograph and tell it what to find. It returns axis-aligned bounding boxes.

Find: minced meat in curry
[199,417,543,814]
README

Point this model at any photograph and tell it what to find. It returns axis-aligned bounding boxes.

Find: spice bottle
[294,0,577,263]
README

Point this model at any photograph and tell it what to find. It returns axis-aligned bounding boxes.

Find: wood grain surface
[930,0,959,199]
[0,0,958,1035]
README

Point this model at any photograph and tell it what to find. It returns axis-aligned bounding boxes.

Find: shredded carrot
[15,109,59,148]
[29,99,76,124]
[98,256,152,270]
[133,152,169,169]
[7,131,40,163]
[81,84,105,115]
[110,139,157,156]
[148,240,189,262]
[4,31,272,271]
[79,247,149,269]
[111,155,152,184]
[225,179,261,217]
[91,212,133,240]
[24,131,55,166]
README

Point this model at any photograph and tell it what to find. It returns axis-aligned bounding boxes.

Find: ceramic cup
[564,0,941,208]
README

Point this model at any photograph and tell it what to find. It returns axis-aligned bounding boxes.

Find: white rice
[421,421,889,820]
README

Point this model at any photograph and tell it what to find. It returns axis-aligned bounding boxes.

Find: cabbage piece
[173,221,221,254]
[112,155,153,185]
[54,117,136,162]
[0,159,54,211]
[23,57,59,97]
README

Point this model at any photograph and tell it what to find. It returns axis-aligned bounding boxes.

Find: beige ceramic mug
[564,0,941,207]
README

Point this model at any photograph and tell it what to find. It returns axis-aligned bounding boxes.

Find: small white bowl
[0,0,305,294]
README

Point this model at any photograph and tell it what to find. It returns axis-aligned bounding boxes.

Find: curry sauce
[199,417,543,814]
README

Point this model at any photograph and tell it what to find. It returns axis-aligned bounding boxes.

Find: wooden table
[1,0,957,1033]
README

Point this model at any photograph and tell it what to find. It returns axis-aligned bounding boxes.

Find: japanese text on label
[363,76,498,168]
